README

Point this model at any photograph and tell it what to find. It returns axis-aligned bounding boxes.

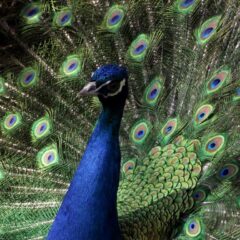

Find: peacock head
[80,64,128,107]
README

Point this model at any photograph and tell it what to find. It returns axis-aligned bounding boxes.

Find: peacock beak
[79,82,98,96]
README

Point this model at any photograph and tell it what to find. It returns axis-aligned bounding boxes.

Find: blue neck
[47,104,124,240]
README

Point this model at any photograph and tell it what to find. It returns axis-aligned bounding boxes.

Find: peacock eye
[107,82,120,92]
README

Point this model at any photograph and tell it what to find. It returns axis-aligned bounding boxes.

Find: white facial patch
[106,79,126,97]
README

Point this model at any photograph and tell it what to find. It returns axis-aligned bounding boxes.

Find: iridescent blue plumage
[47,64,128,240]
[91,64,128,84]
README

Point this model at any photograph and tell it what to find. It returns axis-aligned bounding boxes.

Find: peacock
[0,0,240,239]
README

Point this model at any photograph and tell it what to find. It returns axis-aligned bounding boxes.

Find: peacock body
[0,0,240,239]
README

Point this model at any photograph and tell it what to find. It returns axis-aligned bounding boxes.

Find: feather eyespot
[177,0,198,13]
[160,118,178,144]
[196,16,221,45]
[31,117,53,142]
[61,55,82,78]
[129,34,150,62]
[192,187,208,202]
[161,119,178,136]
[134,42,147,55]
[104,5,125,32]
[8,116,16,126]
[201,28,214,39]
[130,120,151,144]
[204,135,225,156]
[18,67,39,88]
[37,145,59,169]
[109,14,121,25]
[143,77,162,106]
[122,161,135,175]
[108,10,123,26]
[217,163,239,181]
[21,3,42,24]
[193,192,204,201]
[181,0,195,7]
[207,71,230,93]
[2,113,22,133]
[206,66,231,95]
[185,218,202,237]
[194,104,214,126]
[43,151,55,164]
[24,73,34,83]
[54,9,72,27]
[27,8,39,17]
